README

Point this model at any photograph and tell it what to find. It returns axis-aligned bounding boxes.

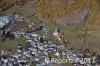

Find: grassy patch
[0,37,26,52]
[5,5,39,22]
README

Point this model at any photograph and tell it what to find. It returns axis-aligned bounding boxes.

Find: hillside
[34,0,100,26]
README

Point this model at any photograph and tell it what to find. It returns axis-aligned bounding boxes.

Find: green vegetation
[0,1,38,52]
[0,38,26,52]
[5,5,39,22]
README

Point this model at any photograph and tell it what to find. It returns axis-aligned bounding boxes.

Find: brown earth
[11,22,28,32]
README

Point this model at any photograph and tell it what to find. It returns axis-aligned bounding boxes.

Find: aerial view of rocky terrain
[0,0,100,66]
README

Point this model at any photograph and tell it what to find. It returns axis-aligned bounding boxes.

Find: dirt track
[11,22,28,32]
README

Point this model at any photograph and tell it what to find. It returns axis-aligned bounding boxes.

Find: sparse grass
[0,2,38,52]
[0,37,26,52]
[44,23,100,54]
[5,5,39,22]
